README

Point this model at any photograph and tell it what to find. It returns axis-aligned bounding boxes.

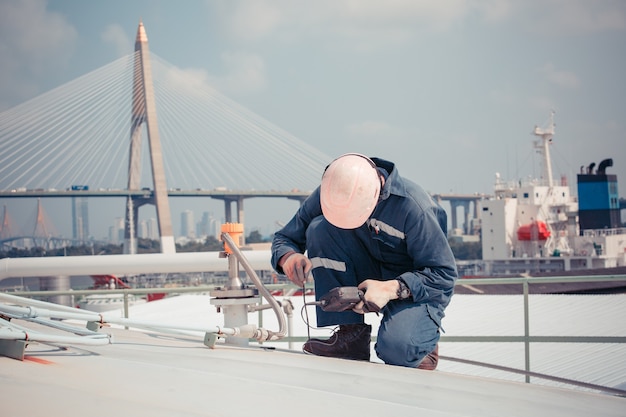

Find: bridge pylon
[32,198,51,239]
[0,204,13,240]
[124,21,175,254]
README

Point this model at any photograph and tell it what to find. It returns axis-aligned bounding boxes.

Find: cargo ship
[457,112,626,292]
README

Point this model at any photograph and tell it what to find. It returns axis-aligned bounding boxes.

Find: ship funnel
[586,162,596,175]
[597,158,613,175]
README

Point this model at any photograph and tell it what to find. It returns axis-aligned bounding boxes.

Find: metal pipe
[0,303,102,322]
[0,291,93,314]
[0,250,272,280]
[282,299,295,350]
[0,328,110,346]
[0,300,256,339]
[223,246,249,347]
[221,233,287,341]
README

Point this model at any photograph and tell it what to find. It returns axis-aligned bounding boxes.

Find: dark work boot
[303,323,371,361]
[417,344,439,370]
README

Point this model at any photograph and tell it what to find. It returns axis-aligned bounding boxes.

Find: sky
[1,0,625,240]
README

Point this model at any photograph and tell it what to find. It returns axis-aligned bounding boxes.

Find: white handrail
[0,250,273,280]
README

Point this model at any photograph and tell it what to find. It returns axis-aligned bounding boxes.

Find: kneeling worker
[271,153,457,369]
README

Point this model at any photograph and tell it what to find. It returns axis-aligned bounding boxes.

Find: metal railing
[6,274,626,394]
[444,274,626,394]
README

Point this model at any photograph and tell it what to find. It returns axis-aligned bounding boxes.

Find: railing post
[123,292,129,318]
[258,299,264,330]
[523,280,530,383]
[123,292,130,329]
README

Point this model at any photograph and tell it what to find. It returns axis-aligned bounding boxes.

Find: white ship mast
[532,110,555,187]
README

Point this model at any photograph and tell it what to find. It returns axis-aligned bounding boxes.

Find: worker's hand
[353,279,399,314]
[281,253,312,287]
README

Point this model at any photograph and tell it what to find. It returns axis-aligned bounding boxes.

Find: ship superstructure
[480,113,625,276]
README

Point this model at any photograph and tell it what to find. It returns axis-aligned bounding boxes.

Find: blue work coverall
[271,157,458,367]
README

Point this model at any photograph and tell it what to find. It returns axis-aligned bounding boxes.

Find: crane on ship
[528,110,572,256]
[532,110,556,187]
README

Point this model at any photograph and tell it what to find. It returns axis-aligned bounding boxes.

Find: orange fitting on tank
[221,223,244,254]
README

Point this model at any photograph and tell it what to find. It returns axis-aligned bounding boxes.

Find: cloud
[161,66,214,97]
[101,24,131,57]
[539,63,580,89]
[471,0,517,22]
[218,0,625,49]
[223,0,284,41]
[160,52,267,97]
[0,0,77,110]
[492,0,626,35]
[533,0,626,34]
[218,0,470,46]
[212,52,268,94]
[326,0,469,30]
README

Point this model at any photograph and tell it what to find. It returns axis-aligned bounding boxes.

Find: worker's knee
[376,329,439,368]
[375,303,440,367]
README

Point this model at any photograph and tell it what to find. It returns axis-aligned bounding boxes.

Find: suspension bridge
[0,22,330,253]
[0,22,503,253]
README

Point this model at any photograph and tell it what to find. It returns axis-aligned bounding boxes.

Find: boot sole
[302,346,370,361]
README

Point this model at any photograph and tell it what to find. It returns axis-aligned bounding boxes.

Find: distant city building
[197,211,211,238]
[147,218,158,240]
[71,196,89,241]
[110,217,124,243]
[138,220,148,239]
[181,210,195,238]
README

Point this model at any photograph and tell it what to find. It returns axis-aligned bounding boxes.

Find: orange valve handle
[221,223,244,254]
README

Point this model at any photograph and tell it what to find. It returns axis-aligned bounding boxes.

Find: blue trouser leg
[305,216,380,327]
[375,302,441,367]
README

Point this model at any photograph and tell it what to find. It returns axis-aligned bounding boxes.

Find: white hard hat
[320,153,381,229]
